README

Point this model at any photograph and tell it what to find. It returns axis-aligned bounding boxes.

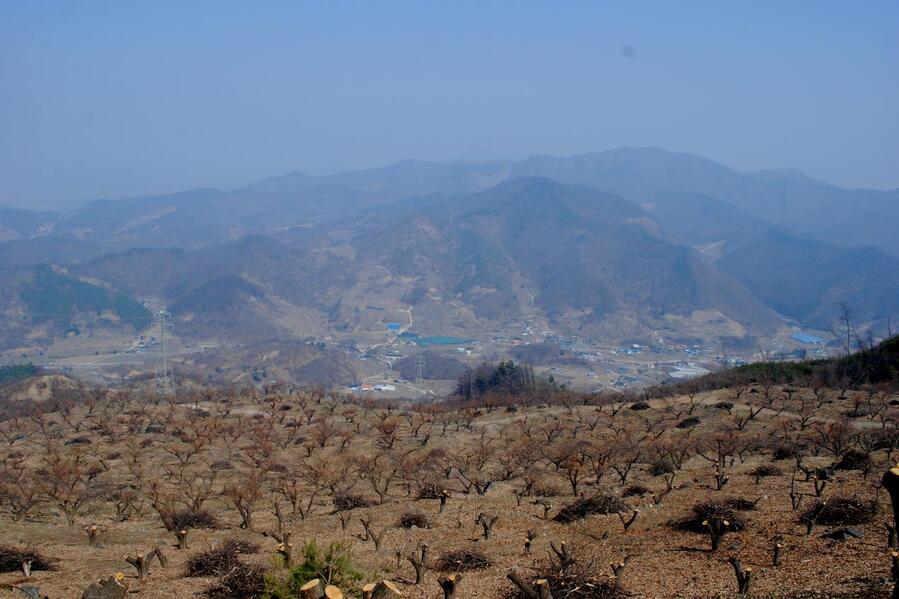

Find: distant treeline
[652,334,899,398]
[22,264,152,330]
[456,360,539,400]
[0,364,39,387]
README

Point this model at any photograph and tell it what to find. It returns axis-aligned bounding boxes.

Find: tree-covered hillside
[21,264,151,330]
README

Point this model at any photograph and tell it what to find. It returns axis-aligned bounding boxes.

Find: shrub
[398,511,431,529]
[532,480,563,497]
[772,445,799,460]
[64,436,92,446]
[332,493,375,512]
[629,401,650,411]
[834,449,871,471]
[269,540,363,596]
[872,431,897,450]
[416,483,444,500]
[750,464,782,479]
[0,545,57,573]
[553,494,627,523]
[211,460,234,471]
[435,549,493,572]
[714,401,734,410]
[206,561,267,599]
[799,497,876,526]
[672,499,750,533]
[725,497,759,511]
[163,508,218,531]
[676,416,701,429]
[622,484,651,497]
[649,459,676,476]
[222,538,259,555]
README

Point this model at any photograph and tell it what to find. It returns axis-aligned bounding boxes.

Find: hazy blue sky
[1,1,897,208]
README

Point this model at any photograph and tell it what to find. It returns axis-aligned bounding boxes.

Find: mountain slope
[718,228,899,329]
[346,177,782,339]
[0,264,151,351]
[0,207,58,241]
[74,236,355,341]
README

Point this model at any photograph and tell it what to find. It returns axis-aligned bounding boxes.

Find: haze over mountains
[1,147,897,358]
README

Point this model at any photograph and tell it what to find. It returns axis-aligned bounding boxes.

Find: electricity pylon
[416,353,425,384]
[154,310,175,397]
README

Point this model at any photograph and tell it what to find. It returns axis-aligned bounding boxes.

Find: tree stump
[884,467,899,536]
[507,570,537,599]
[611,554,631,586]
[438,574,462,599]
[729,557,752,595]
[300,579,323,598]
[536,579,554,599]
[406,543,428,585]
[175,529,188,549]
[81,575,128,599]
[476,512,499,540]
[15,585,48,599]
[124,550,156,579]
[277,542,294,567]
[524,530,537,555]
[703,517,729,551]
[773,543,783,567]
[153,546,167,568]
[324,585,343,599]
[85,525,101,546]
[618,509,639,532]
[370,580,402,598]
[885,467,899,599]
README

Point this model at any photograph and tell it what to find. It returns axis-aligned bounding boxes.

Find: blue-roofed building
[385,323,401,331]
[791,332,825,344]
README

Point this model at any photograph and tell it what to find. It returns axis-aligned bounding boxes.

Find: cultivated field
[1,382,897,598]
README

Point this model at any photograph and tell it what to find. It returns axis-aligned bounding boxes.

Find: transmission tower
[154,310,175,397]
[416,353,425,384]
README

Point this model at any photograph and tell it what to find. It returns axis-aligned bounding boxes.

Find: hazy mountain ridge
[4,147,897,256]
[0,148,896,346]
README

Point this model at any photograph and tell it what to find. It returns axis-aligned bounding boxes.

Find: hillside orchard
[1,378,898,598]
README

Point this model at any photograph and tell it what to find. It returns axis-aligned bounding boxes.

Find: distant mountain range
[1,147,897,352]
